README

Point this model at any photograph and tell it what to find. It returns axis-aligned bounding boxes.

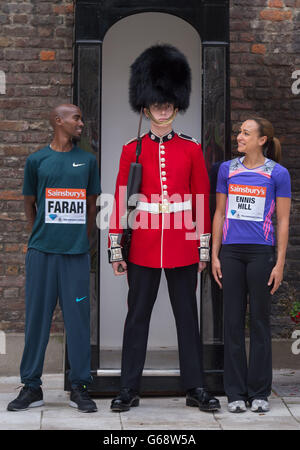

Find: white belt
[136,200,191,214]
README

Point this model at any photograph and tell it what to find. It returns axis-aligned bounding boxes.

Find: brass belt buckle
[159,203,169,213]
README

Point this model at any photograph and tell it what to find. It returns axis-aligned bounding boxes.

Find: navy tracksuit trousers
[20,249,92,389]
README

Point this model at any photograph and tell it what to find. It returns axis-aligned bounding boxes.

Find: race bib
[227,184,266,222]
[45,188,86,224]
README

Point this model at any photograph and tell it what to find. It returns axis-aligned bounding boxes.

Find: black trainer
[7,385,44,411]
[69,385,98,413]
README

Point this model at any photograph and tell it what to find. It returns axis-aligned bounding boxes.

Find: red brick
[231,88,245,99]
[231,100,254,110]
[0,191,23,201]
[251,44,267,55]
[37,27,53,38]
[0,121,29,132]
[4,243,20,253]
[240,79,254,87]
[13,14,29,24]
[260,9,292,21]
[239,33,254,42]
[3,288,19,298]
[0,37,12,47]
[5,265,19,276]
[53,4,74,15]
[0,275,25,287]
[230,77,238,88]
[40,50,56,61]
[268,0,284,6]
[230,42,251,53]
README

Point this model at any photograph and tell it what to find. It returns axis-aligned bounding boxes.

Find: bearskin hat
[129,44,191,113]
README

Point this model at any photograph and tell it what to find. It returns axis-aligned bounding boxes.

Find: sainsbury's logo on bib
[45,188,86,224]
[229,184,266,197]
[46,188,86,199]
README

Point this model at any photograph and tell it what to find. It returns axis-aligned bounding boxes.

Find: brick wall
[0,0,299,338]
[0,0,74,333]
[230,0,300,337]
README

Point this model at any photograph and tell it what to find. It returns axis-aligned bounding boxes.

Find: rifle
[118,109,143,271]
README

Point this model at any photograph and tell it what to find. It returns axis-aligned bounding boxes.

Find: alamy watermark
[291,330,300,355]
[96,190,206,239]
[0,70,6,95]
[290,72,299,354]
[292,70,300,95]
[0,330,6,355]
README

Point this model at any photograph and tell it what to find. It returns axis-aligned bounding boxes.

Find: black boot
[186,387,220,412]
[111,388,140,412]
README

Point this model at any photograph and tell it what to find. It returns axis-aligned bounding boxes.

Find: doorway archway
[67,0,230,395]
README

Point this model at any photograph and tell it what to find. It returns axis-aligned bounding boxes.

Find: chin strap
[145,108,178,126]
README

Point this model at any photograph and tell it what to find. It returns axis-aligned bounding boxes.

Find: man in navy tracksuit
[7,104,101,413]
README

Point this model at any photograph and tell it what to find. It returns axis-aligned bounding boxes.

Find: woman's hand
[268,264,284,295]
[212,256,223,289]
[211,193,226,289]
[112,260,127,276]
[269,197,290,295]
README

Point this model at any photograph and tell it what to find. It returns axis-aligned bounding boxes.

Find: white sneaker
[250,399,269,412]
[228,400,247,413]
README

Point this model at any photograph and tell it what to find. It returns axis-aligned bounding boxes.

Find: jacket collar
[148,130,175,143]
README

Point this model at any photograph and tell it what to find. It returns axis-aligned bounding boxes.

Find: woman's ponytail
[250,117,282,163]
[270,136,281,163]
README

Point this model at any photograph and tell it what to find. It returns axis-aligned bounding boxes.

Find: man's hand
[112,260,127,276]
[86,194,97,238]
[198,261,207,273]
[24,196,37,232]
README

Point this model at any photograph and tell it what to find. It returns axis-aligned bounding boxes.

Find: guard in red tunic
[108,44,220,412]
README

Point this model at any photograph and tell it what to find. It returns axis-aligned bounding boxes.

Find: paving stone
[119,397,221,430]
[41,401,122,430]
[0,409,41,430]
[272,370,300,397]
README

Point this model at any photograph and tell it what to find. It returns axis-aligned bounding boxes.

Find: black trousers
[220,244,275,403]
[120,262,204,392]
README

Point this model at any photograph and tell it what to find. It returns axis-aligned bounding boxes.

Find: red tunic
[108,131,211,268]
